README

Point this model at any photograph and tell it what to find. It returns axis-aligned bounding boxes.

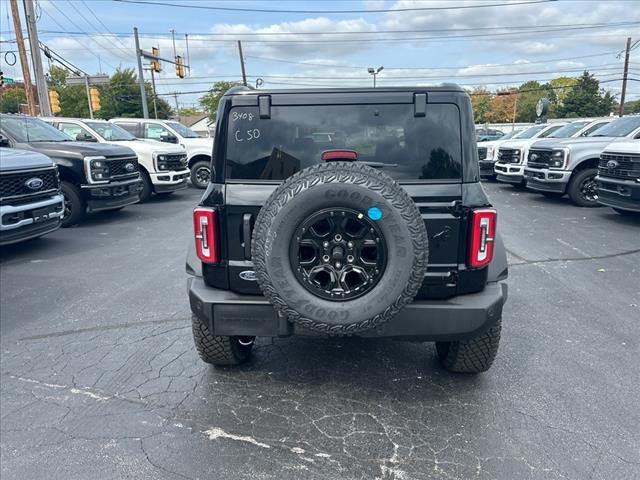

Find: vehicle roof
[223,85,466,96]
[40,117,109,123]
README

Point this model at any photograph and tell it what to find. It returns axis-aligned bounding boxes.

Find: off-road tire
[567,168,599,207]
[138,170,153,203]
[435,317,502,373]
[60,181,86,227]
[191,315,254,366]
[252,161,429,336]
[190,160,211,189]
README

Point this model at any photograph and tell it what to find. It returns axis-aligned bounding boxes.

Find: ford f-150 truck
[596,140,640,215]
[524,116,640,206]
[109,118,213,189]
[44,118,189,202]
[0,114,142,226]
[0,147,64,245]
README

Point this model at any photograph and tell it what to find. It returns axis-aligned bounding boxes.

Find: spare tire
[251,162,428,335]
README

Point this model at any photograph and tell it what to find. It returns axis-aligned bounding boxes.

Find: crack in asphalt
[17,317,185,341]
[507,247,640,267]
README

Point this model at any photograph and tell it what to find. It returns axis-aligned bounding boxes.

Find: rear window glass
[225,103,462,181]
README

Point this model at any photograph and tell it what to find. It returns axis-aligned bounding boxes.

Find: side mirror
[160,132,178,144]
[0,134,10,147]
[76,132,97,142]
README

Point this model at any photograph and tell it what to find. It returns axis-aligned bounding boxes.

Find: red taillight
[321,149,358,161]
[468,208,497,268]
[194,207,218,263]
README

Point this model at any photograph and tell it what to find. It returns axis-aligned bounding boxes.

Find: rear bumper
[0,194,64,245]
[596,175,640,212]
[81,177,142,212]
[188,277,508,340]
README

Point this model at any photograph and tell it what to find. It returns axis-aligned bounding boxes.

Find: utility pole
[619,36,631,117]
[133,27,149,119]
[23,0,51,116]
[85,76,94,119]
[173,93,180,122]
[185,34,191,76]
[237,41,247,86]
[150,69,158,119]
[9,0,36,116]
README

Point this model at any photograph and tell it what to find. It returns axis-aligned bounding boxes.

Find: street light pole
[367,66,384,88]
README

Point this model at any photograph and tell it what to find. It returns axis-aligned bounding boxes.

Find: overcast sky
[1,0,638,108]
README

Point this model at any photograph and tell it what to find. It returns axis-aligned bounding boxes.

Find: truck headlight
[154,153,170,171]
[84,156,109,184]
[549,149,569,169]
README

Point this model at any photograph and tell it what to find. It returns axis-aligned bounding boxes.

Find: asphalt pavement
[1,182,639,480]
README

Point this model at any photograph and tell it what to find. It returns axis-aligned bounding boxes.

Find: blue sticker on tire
[367,207,382,221]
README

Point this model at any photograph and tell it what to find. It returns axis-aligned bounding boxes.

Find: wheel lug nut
[323,241,329,248]
[347,255,354,263]
[336,262,342,268]
[334,234,342,242]
[347,241,354,248]
[322,255,330,262]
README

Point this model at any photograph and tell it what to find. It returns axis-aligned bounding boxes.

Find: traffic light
[175,55,186,78]
[48,90,61,114]
[89,87,101,112]
[151,47,161,73]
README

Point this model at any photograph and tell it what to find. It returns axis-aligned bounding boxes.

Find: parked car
[186,85,508,373]
[0,114,141,226]
[0,148,64,245]
[476,128,504,142]
[596,140,640,215]
[525,116,640,206]
[493,122,568,186]
[478,128,526,179]
[43,118,189,202]
[109,118,213,189]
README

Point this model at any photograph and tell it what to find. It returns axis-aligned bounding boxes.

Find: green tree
[199,81,241,121]
[516,81,556,122]
[549,76,575,111]
[556,71,616,118]
[178,106,201,116]
[470,87,492,123]
[99,68,172,119]
[0,86,27,113]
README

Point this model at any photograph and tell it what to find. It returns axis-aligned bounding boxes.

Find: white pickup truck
[44,118,190,202]
[109,118,213,189]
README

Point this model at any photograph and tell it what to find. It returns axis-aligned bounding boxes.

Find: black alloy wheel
[291,208,387,301]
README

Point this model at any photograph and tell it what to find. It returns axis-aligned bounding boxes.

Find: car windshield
[499,130,520,140]
[0,116,73,142]
[225,103,463,181]
[166,121,200,138]
[589,116,640,137]
[85,122,136,141]
[547,121,590,138]
[515,124,547,139]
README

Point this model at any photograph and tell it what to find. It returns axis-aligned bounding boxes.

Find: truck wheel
[252,162,429,336]
[190,161,211,189]
[138,171,153,203]
[567,168,600,207]
[191,315,254,365]
[435,317,502,373]
[60,181,86,227]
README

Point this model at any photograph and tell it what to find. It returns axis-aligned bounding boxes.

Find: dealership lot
[1,184,639,479]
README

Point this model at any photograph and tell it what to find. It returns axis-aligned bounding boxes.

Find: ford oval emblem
[125,162,135,172]
[239,270,257,281]
[606,160,619,169]
[530,153,538,161]
[25,177,44,190]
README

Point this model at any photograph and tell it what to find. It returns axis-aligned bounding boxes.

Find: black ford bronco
[187,86,508,373]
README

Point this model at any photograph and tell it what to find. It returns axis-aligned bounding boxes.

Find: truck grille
[527,149,552,169]
[498,148,521,164]
[0,167,59,203]
[477,147,487,161]
[162,153,188,171]
[598,153,640,180]
[107,156,139,179]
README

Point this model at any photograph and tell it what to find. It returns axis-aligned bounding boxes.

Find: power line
[33,20,637,37]
[111,0,555,14]
[79,0,133,59]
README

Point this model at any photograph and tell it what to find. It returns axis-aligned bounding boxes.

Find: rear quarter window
[224,103,462,181]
